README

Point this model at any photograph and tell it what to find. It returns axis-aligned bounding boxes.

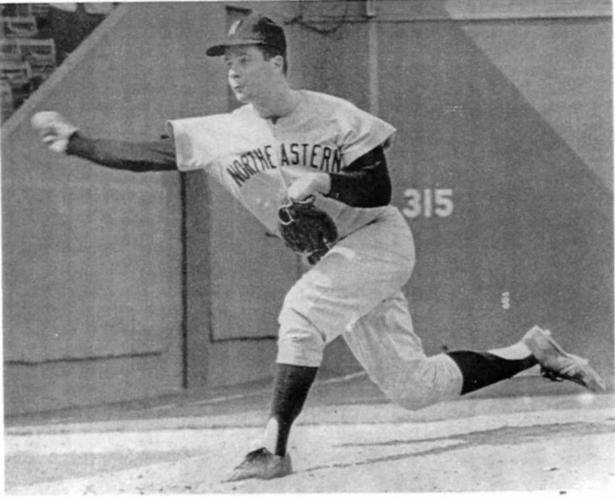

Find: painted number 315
[403,188,454,218]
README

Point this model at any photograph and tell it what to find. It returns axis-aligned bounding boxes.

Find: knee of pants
[382,385,443,411]
[376,354,463,411]
[277,307,326,367]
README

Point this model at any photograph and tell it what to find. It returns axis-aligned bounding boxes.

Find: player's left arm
[327,145,391,207]
[288,145,391,207]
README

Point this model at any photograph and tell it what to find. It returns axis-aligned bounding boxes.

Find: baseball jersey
[167,90,396,238]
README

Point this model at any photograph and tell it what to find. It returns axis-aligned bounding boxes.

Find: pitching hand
[287,172,331,202]
[31,111,78,154]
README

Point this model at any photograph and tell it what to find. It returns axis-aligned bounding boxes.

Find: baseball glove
[278,196,338,265]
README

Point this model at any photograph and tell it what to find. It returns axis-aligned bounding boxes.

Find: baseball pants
[277,206,463,410]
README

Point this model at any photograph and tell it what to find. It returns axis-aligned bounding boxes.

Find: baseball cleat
[522,326,606,392]
[227,447,292,482]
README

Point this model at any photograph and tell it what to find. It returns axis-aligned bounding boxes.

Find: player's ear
[271,54,285,73]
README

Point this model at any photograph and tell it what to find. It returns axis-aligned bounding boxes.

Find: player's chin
[232,89,249,103]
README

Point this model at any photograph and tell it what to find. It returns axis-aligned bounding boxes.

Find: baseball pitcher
[32,11,605,481]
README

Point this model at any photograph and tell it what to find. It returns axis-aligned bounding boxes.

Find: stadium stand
[1,3,114,121]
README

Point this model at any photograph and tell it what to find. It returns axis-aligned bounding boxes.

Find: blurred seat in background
[0,3,115,122]
[45,3,113,64]
[1,77,15,120]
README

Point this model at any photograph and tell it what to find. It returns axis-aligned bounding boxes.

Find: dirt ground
[4,372,615,495]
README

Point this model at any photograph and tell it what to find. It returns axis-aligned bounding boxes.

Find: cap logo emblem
[228,20,242,36]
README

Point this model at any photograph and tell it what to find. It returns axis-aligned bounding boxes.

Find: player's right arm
[31,111,177,172]
[66,133,177,172]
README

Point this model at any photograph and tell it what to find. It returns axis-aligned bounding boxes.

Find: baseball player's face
[224,45,280,104]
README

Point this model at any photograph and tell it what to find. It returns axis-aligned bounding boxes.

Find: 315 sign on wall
[402,188,454,218]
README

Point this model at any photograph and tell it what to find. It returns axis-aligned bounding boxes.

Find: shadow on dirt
[303,421,615,473]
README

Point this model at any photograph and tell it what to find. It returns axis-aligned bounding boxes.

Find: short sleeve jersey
[167,90,396,237]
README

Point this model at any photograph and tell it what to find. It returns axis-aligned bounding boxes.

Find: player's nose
[226,61,241,77]
[228,68,242,82]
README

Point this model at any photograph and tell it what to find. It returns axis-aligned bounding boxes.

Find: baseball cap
[206,12,286,57]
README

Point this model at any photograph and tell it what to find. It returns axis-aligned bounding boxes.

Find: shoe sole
[523,327,606,393]
[226,457,292,482]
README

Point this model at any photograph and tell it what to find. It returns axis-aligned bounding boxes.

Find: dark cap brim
[206,39,266,56]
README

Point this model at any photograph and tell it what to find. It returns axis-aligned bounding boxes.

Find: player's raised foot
[227,447,292,482]
[522,326,606,393]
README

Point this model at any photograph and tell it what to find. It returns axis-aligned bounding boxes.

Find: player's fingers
[287,176,310,201]
[287,183,313,202]
[41,134,57,145]
[48,140,68,153]
[291,194,316,204]
[33,121,56,144]
[286,186,300,201]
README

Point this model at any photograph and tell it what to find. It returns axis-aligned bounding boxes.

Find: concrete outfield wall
[1,3,230,414]
[201,1,613,379]
[2,1,612,415]
[200,0,613,385]
[380,14,613,380]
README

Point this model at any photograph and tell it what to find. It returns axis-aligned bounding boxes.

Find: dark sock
[270,363,318,456]
[447,351,537,395]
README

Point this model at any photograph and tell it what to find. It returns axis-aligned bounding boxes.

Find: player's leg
[346,295,605,412]
[230,206,416,481]
[445,325,605,395]
[446,341,537,395]
[228,300,327,481]
[229,361,317,481]
[344,291,464,410]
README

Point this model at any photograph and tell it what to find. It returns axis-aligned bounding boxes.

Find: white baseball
[31,111,78,153]
[30,110,56,130]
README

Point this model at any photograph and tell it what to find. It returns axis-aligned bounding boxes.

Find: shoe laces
[232,448,270,471]
[540,355,588,384]
[540,367,566,383]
